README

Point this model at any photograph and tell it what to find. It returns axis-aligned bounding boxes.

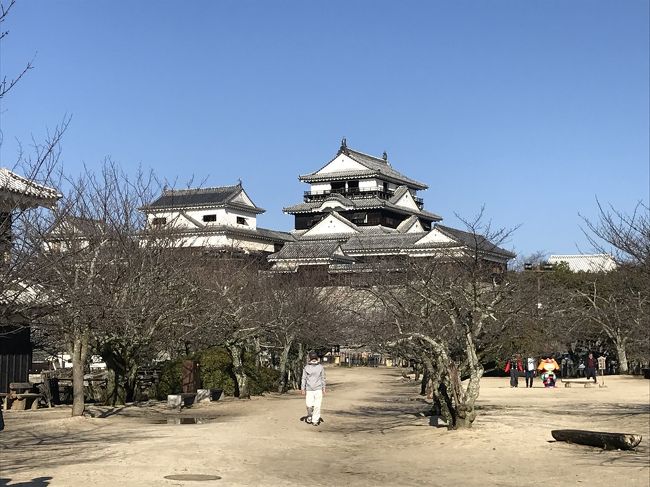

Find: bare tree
[368,213,517,429]
[35,161,200,412]
[262,275,319,393]
[0,0,34,101]
[572,268,649,373]
[582,200,650,271]
[576,200,650,371]
[185,254,269,399]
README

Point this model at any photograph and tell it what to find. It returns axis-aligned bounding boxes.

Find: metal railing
[304,188,423,208]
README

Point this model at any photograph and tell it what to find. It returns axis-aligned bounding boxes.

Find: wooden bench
[1,382,46,411]
[561,378,596,388]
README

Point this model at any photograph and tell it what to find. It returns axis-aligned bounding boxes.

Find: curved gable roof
[299,144,428,190]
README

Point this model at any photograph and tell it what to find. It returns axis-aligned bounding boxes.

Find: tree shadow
[549,440,650,468]
[85,403,137,419]
[0,477,53,486]
[326,390,432,434]
[0,424,156,474]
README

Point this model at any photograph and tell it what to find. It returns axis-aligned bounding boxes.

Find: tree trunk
[253,336,263,368]
[615,339,629,374]
[228,343,250,399]
[124,362,139,403]
[71,329,89,417]
[289,342,306,390]
[102,346,130,406]
[105,368,127,406]
[448,330,484,429]
[420,352,454,426]
[277,339,293,394]
[551,429,642,450]
[420,365,430,396]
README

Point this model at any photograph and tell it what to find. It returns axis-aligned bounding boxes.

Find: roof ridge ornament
[382,151,389,164]
[339,137,348,155]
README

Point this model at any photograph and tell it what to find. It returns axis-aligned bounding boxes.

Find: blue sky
[1,0,648,257]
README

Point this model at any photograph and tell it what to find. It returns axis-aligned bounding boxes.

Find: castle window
[202,214,217,223]
[237,217,248,225]
[152,217,167,226]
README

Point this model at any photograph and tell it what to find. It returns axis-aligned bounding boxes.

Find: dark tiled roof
[284,196,442,221]
[153,224,293,243]
[144,184,265,213]
[299,146,428,190]
[254,227,295,242]
[281,222,513,259]
[268,240,354,262]
[343,233,424,252]
[435,225,516,258]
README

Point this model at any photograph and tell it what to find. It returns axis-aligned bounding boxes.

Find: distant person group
[504,352,607,388]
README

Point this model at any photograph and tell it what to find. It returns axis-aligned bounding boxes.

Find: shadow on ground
[325,376,433,434]
[0,477,53,486]
[0,424,154,475]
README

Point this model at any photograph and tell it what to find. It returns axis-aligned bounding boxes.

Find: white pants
[305,390,323,423]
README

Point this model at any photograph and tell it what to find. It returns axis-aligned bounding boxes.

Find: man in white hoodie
[301,351,326,426]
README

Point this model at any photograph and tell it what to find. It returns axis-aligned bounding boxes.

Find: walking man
[301,351,326,426]
[525,356,536,388]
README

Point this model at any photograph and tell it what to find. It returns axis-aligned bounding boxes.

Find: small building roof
[548,254,616,272]
[0,168,61,209]
[143,183,265,214]
[299,143,428,190]
[434,225,516,259]
[268,240,354,263]
[145,224,293,244]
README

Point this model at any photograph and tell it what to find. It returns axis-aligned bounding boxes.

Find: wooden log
[552,429,642,450]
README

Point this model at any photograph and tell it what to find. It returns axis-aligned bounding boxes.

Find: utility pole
[524,262,554,316]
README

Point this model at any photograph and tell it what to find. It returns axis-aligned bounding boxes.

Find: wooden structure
[1,382,46,410]
[561,378,597,388]
[551,429,642,450]
[0,326,31,394]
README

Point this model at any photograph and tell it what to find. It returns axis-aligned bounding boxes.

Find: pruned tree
[368,212,517,429]
[185,253,269,399]
[35,161,200,412]
[572,267,649,373]
[261,274,327,393]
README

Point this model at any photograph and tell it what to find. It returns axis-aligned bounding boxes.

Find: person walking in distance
[585,352,598,384]
[525,356,536,388]
[301,351,326,426]
[504,354,524,388]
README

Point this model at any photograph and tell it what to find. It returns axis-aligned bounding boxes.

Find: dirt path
[1,367,648,486]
